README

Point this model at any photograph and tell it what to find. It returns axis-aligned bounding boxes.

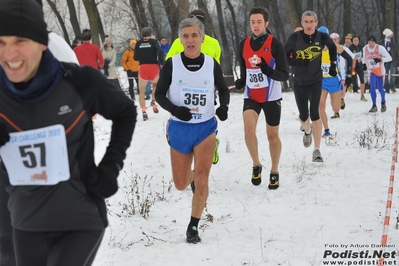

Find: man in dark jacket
[284,10,337,163]
[0,0,136,265]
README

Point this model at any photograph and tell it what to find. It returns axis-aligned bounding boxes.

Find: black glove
[345,76,352,87]
[329,63,337,77]
[234,79,245,90]
[0,123,10,147]
[295,59,310,67]
[373,58,382,63]
[363,64,367,71]
[172,106,192,121]
[215,106,228,121]
[88,161,120,198]
[255,57,272,76]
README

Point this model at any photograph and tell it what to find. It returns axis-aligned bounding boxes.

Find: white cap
[383,28,393,37]
[330,33,339,39]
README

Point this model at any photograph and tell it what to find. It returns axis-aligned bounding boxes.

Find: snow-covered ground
[92,76,399,265]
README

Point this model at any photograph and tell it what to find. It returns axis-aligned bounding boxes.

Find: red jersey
[242,35,281,103]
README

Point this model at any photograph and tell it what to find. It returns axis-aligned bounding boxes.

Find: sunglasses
[189,14,205,20]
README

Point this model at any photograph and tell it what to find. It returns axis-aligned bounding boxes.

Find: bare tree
[82,0,102,45]
[160,0,188,40]
[197,0,215,36]
[46,0,71,45]
[254,0,267,8]
[225,0,240,56]
[382,0,394,38]
[41,0,395,77]
[269,0,286,44]
[283,0,302,30]
[215,0,233,84]
[306,0,313,10]
[343,0,351,36]
[148,0,162,38]
[66,0,81,38]
[130,0,148,30]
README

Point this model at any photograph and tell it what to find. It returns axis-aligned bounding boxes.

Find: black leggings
[13,229,104,266]
[294,82,322,122]
[126,70,138,99]
[353,63,365,91]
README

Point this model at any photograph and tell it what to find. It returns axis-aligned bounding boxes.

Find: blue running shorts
[166,118,217,154]
[322,77,342,94]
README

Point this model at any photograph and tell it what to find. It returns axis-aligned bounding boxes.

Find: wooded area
[43,0,398,79]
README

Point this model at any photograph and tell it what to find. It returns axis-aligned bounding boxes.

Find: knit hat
[345,34,352,40]
[104,37,112,45]
[0,0,48,46]
[383,28,393,37]
[130,39,137,45]
[367,35,377,42]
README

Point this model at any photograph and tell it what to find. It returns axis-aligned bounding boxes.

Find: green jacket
[165,34,221,64]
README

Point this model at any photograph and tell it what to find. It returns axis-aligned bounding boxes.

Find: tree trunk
[343,0,351,38]
[269,0,285,43]
[148,0,161,38]
[215,0,233,86]
[160,0,181,40]
[82,0,100,45]
[66,0,81,38]
[225,0,240,56]
[92,0,105,42]
[326,0,334,31]
[394,0,398,44]
[284,0,303,30]
[306,0,313,10]
[46,0,71,45]
[130,0,148,31]
[197,0,214,36]
[269,0,288,90]
[383,0,394,36]
[254,0,267,8]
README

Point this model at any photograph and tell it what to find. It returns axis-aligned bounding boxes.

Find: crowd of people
[0,0,398,265]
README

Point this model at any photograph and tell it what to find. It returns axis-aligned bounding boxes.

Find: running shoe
[212,138,220,164]
[142,111,148,121]
[251,165,262,186]
[360,95,368,102]
[312,149,323,162]
[381,103,387,113]
[268,173,279,190]
[303,132,312,148]
[340,99,345,110]
[331,112,340,119]
[369,105,378,113]
[151,100,159,113]
[186,226,201,244]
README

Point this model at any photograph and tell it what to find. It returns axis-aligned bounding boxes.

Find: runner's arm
[213,59,230,107]
[269,38,289,81]
[155,58,175,113]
